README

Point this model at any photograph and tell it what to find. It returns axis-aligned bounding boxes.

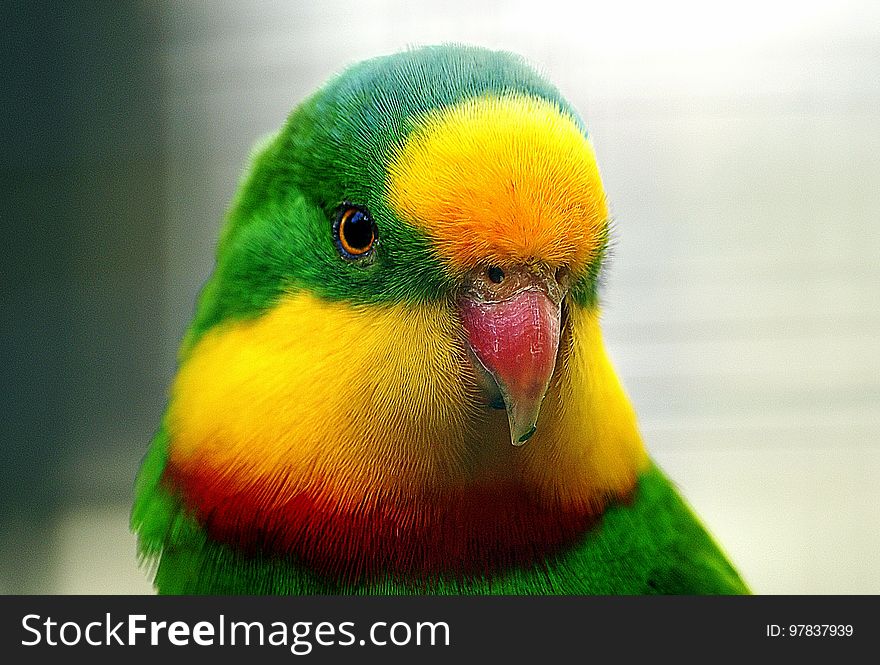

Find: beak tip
[512,424,538,446]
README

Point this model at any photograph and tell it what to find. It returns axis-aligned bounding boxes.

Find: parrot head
[148,45,646,581]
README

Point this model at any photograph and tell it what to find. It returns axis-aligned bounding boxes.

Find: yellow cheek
[522,306,649,504]
[166,296,645,510]
[386,94,608,275]
[166,292,482,501]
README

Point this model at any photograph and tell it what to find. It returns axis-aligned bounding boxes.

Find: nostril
[555,266,569,285]
[487,266,505,284]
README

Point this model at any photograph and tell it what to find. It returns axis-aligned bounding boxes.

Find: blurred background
[2,0,878,594]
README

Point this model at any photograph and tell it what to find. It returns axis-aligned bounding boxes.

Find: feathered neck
[164,292,647,579]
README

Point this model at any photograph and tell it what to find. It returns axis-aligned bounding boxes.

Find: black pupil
[343,210,373,251]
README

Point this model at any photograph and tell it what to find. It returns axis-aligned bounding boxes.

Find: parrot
[132,44,749,595]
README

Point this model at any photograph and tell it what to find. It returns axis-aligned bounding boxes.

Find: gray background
[2,1,878,594]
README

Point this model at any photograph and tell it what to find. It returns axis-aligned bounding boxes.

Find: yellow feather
[168,292,646,510]
[386,94,608,276]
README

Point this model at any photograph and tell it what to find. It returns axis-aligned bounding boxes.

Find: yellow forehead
[386,94,608,274]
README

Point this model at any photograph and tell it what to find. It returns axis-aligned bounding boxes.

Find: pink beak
[458,271,563,446]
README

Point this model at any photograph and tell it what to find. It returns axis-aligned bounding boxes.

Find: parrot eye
[333,204,377,260]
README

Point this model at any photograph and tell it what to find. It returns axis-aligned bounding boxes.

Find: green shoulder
[560,461,751,595]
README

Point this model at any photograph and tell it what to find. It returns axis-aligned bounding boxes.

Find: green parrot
[132,45,749,595]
